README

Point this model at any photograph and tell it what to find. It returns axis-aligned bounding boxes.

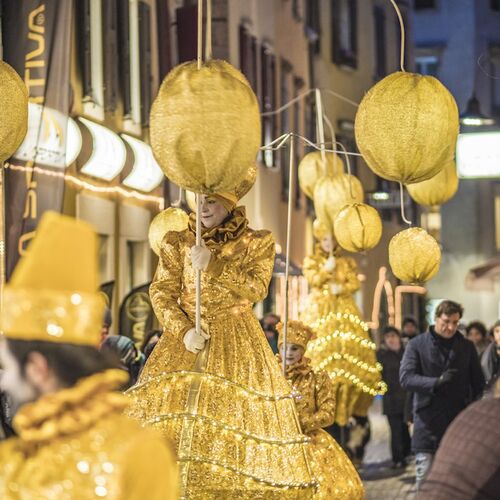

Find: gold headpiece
[276,320,315,350]
[1,212,104,346]
[312,218,331,241]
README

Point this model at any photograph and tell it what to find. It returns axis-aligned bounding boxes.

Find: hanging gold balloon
[334,203,382,253]
[407,160,459,207]
[355,72,459,184]
[185,164,258,212]
[0,61,29,162]
[148,208,189,256]
[150,60,261,193]
[314,174,364,231]
[298,151,344,199]
[389,227,441,283]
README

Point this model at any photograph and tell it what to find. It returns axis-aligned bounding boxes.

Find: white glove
[330,283,343,295]
[191,245,212,271]
[183,327,210,353]
[323,256,336,272]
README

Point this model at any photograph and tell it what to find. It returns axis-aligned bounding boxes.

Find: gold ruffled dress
[0,370,178,500]
[126,207,315,499]
[300,246,384,425]
[282,359,365,499]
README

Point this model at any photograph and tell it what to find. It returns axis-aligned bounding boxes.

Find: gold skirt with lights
[301,291,384,425]
[126,309,316,499]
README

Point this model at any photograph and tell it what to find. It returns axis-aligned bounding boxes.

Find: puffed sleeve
[302,253,332,289]
[149,231,193,338]
[205,230,275,303]
[301,371,336,433]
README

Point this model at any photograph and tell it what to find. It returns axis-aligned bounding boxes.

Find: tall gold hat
[1,212,104,346]
[276,320,316,350]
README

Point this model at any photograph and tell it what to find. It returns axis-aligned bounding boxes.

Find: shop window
[261,46,277,167]
[331,0,358,69]
[416,54,439,76]
[103,0,119,112]
[138,1,152,126]
[239,24,258,93]
[306,0,321,54]
[373,6,386,79]
[414,0,436,9]
[117,1,131,117]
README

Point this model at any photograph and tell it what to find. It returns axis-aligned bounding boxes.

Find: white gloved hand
[191,245,212,271]
[330,283,343,295]
[183,327,210,353]
[323,256,336,272]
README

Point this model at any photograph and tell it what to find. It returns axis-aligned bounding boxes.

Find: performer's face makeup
[200,195,229,229]
[280,343,305,365]
[320,235,333,253]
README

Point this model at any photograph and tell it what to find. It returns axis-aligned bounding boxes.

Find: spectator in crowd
[400,300,485,490]
[0,387,14,440]
[481,319,500,395]
[261,313,280,354]
[377,326,411,469]
[141,329,163,360]
[100,335,145,387]
[401,317,419,345]
[465,320,490,359]
[100,308,112,344]
[417,379,500,499]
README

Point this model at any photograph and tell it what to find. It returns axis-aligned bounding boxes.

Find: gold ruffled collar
[188,206,248,246]
[277,356,313,379]
[14,369,129,445]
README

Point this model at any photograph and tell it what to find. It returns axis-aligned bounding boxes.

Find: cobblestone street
[360,398,417,500]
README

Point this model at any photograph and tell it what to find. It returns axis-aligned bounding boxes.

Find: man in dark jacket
[377,326,411,468]
[400,300,485,489]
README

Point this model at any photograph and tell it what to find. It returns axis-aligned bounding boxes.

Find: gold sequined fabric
[126,208,315,499]
[0,370,178,499]
[300,246,385,425]
[283,360,364,499]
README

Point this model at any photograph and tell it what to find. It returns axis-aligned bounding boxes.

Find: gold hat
[312,218,330,241]
[1,212,104,346]
[276,320,315,350]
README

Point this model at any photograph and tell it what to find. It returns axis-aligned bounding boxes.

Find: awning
[465,257,500,291]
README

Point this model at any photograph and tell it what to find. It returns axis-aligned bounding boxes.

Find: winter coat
[377,347,407,415]
[400,328,485,453]
[481,342,500,390]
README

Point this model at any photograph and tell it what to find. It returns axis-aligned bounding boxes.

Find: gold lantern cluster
[0,61,29,162]
[148,208,189,256]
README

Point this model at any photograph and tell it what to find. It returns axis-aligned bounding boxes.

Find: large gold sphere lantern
[298,151,344,199]
[0,61,29,162]
[148,208,189,256]
[406,161,459,207]
[355,72,459,184]
[334,203,382,253]
[314,173,364,231]
[389,227,441,283]
[150,60,261,193]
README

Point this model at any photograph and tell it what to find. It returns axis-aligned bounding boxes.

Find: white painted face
[0,340,38,410]
[280,343,305,365]
[320,235,333,254]
[200,195,229,229]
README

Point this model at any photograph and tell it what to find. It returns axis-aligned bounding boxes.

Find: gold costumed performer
[0,212,178,500]
[277,321,364,499]
[299,219,384,428]
[126,190,315,499]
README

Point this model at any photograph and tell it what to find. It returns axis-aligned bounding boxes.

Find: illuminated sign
[13,103,81,168]
[79,117,126,181]
[121,134,164,192]
[456,132,500,178]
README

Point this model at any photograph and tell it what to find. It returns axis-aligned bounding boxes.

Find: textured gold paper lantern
[334,203,382,253]
[298,151,344,199]
[150,60,261,193]
[148,208,189,256]
[389,227,441,283]
[314,174,364,230]
[407,161,459,207]
[0,61,29,162]
[186,164,258,212]
[355,72,459,184]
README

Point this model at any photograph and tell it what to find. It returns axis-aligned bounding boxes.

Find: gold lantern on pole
[298,151,343,199]
[389,227,441,283]
[355,72,459,184]
[148,208,189,256]
[334,203,382,253]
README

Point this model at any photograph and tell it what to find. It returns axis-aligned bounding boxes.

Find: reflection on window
[416,55,439,76]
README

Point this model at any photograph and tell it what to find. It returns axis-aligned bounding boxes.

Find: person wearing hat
[0,212,178,499]
[277,320,364,499]
[299,219,384,431]
[127,172,315,498]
